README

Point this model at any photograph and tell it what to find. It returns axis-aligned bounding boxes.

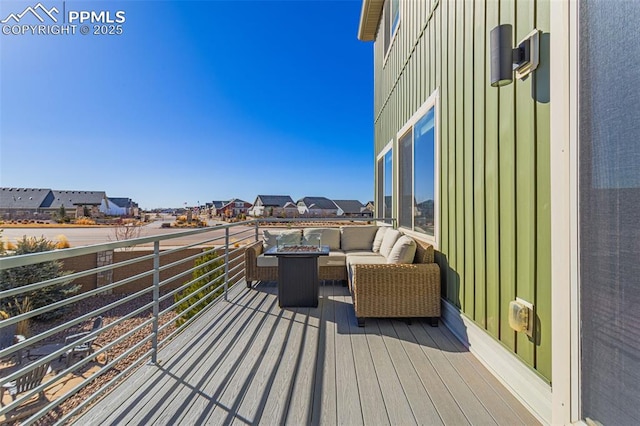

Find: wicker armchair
[350,238,441,327]
[245,241,347,288]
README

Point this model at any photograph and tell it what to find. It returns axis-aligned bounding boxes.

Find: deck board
[378,319,444,425]
[335,286,364,426]
[366,319,417,425]
[76,281,541,426]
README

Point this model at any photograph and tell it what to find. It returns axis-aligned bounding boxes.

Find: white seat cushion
[256,254,278,267]
[340,226,378,251]
[346,253,387,267]
[344,250,380,257]
[386,235,417,264]
[379,229,402,258]
[318,251,346,267]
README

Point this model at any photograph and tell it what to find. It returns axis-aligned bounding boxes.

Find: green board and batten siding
[372,0,551,381]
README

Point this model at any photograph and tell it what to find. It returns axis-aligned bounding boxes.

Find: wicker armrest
[244,241,263,265]
[351,262,441,319]
[244,241,264,285]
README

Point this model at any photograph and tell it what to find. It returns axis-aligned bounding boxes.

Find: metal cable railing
[0,216,389,424]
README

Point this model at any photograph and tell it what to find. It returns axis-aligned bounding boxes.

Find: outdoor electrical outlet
[508,298,534,337]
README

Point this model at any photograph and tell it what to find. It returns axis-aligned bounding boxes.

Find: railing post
[151,241,160,364]
[254,220,259,242]
[224,227,229,301]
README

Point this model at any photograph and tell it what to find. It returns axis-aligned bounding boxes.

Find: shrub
[56,234,71,249]
[0,236,79,321]
[174,249,224,327]
[75,216,96,225]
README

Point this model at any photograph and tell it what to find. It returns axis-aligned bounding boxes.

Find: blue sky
[0,0,374,209]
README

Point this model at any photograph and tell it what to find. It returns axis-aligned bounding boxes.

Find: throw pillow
[379,229,402,258]
[372,226,389,252]
[386,235,417,264]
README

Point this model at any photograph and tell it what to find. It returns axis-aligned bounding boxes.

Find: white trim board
[441,300,552,425]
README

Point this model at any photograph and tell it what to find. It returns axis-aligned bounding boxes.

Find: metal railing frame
[0,216,392,424]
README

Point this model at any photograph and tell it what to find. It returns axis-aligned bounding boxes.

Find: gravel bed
[24,292,178,425]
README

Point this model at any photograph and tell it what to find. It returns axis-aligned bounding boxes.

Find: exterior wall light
[490,24,540,87]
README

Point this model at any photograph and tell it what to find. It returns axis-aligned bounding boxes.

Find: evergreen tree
[0,236,79,320]
[174,249,224,326]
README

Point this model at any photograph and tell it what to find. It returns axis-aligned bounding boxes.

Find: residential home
[296,197,338,217]
[0,188,54,220]
[106,198,138,217]
[333,199,371,217]
[209,201,226,216]
[47,190,109,218]
[249,195,296,217]
[358,0,635,424]
[219,199,251,218]
[364,200,375,212]
[0,187,117,219]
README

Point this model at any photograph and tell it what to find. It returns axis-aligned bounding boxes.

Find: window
[381,0,400,57]
[377,143,393,219]
[397,96,438,239]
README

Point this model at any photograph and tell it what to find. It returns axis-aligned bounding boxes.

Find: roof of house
[48,190,107,208]
[221,199,250,208]
[108,198,132,208]
[0,187,53,209]
[297,197,338,210]
[254,195,295,208]
[358,0,384,41]
[333,200,364,214]
[211,201,226,209]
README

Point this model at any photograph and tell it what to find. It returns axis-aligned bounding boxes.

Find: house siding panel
[515,0,537,368]
[473,0,487,330]
[534,0,552,381]
[371,0,551,381]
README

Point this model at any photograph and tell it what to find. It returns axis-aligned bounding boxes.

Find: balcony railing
[0,217,381,424]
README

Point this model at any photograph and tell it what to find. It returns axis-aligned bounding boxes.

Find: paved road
[0,216,257,248]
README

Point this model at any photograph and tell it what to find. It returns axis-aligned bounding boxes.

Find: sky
[0,0,374,209]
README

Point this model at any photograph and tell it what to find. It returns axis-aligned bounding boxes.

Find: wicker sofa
[244,225,441,326]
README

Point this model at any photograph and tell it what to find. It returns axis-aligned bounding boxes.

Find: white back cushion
[302,228,341,250]
[262,229,301,251]
[340,226,378,251]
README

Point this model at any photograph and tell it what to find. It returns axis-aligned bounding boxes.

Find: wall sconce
[490,24,540,87]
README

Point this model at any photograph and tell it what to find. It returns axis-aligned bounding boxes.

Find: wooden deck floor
[77,282,540,426]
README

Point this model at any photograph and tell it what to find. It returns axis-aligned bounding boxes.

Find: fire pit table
[264,245,330,308]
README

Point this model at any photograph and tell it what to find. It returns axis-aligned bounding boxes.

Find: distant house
[0,187,139,220]
[333,200,372,217]
[364,201,375,212]
[0,188,53,220]
[210,201,226,216]
[219,199,251,218]
[47,190,109,218]
[105,198,139,217]
[296,197,338,217]
[249,195,296,217]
